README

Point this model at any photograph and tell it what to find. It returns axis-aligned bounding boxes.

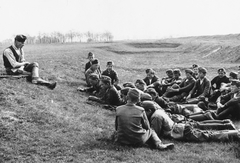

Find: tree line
[1,31,114,44]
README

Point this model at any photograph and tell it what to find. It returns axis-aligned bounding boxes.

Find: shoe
[156,143,174,150]
[48,82,57,90]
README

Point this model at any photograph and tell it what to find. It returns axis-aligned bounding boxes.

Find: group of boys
[81,51,240,151]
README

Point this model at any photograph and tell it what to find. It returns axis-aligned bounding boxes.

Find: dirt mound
[127,42,181,48]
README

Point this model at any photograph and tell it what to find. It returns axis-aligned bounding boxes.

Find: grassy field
[0,36,240,162]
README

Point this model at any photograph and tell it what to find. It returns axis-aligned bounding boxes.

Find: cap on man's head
[198,67,207,74]
[127,88,140,100]
[229,71,238,79]
[173,69,181,75]
[135,79,146,85]
[123,82,136,88]
[92,59,99,65]
[185,69,194,75]
[100,75,111,83]
[231,79,240,87]
[146,68,154,74]
[120,87,131,96]
[166,69,173,74]
[140,93,152,101]
[142,101,157,112]
[89,73,99,80]
[218,68,226,73]
[192,64,198,68]
[15,35,27,43]
[145,88,157,96]
[107,61,114,65]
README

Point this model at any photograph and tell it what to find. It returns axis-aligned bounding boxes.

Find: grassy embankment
[0,35,240,162]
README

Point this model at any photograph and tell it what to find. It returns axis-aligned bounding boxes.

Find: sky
[0,0,240,41]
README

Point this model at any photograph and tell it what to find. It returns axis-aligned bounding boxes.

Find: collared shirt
[3,44,25,72]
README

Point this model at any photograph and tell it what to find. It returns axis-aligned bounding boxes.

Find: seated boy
[85,59,101,86]
[102,61,121,90]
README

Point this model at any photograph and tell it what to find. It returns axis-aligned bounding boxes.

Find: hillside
[0,35,240,162]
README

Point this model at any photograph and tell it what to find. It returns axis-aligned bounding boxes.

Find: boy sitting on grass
[102,61,121,90]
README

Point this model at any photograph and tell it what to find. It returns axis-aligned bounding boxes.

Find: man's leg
[210,130,240,142]
[24,62,57,89]
[146,129,174,150]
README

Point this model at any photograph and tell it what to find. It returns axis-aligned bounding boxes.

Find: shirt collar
[12,44,20,50]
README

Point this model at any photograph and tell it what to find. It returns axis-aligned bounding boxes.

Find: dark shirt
[154,96,169,109]
[178,77,196,93]
[85,61,101,72]
[102,69,119,84]
[211,76,230,90]
[190,77,211,98]
[101,86,123,106]
[143,76,159,86]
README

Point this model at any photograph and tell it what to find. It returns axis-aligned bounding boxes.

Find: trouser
[195,119,236,130]
[183,124,240,142]
[216,102,240,120]
[24,62,39,78]
[145,129,162,148]
[169,92,188,102]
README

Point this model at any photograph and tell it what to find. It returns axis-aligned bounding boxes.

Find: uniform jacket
[143,76,159,86]
[189,77,211,98]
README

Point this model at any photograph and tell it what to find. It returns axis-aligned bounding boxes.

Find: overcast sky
[0,0,240,41]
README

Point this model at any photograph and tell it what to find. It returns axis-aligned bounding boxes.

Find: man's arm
[3,49,28,68]
[178,79,195,93]
[142,111,150,130]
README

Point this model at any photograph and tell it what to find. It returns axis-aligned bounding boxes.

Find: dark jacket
[178,77,196,93]
[102,69,119,84]
[211,76,230,90]
[143,76,159,86]
[189,77,211,98]
[101,86,123,106]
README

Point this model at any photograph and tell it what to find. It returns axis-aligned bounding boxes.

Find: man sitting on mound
[3,35,57,89]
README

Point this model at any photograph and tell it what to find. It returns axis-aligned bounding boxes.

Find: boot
[156,143,174,150]
[32,77,57,90]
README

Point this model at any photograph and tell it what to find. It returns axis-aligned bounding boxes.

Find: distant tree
[75,32,83,42]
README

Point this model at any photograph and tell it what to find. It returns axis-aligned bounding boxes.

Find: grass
[0,36,240,162]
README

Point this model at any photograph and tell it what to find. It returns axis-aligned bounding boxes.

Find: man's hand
[217,102,223,109]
